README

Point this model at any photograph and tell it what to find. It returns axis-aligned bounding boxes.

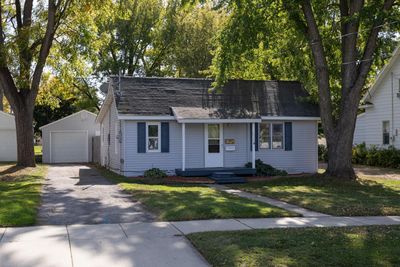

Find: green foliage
[211,1,400,109]
[318,144,328,162]
[353,144,400,168]
[144,168,167,179]
[245,159,287,176]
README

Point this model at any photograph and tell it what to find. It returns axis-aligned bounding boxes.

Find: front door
[205,124,223,167]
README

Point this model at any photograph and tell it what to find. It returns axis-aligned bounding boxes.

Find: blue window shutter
[250,123,259,151]
[137,122,146,153]
[161,122,170,153]
[285,122,293,151]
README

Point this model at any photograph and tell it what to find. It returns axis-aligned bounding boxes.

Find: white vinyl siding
[354,56,400,148]
[0,112,17,162]
[122,120,318,176]
[252,121,318,174]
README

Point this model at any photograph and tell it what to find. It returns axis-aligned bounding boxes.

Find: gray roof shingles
[111,77,320,118]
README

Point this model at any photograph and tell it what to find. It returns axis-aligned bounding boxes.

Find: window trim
[382,120,390,145]
[259,122,285,150]
[146,122,161,152]
[259,123,271,149]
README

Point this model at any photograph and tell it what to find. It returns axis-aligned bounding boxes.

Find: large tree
[213,0,399,179]
[0,0,77,166]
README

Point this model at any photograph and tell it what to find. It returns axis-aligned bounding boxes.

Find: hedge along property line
[319,143,400,169]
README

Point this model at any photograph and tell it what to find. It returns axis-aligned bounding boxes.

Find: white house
[40,110,100,163]
[354,47,400,147]
[0,111,17,162]
[96,77,320,177]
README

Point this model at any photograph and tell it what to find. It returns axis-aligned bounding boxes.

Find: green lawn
[98,167,297,221]
[188,226,400,267]
[232,175,400,216]
[0,164,47,226]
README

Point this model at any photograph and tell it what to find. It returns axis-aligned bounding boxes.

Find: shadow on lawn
[189,225,400,267]
[239,174,400,216]
[122,183,294,221]
[37,165,154,225]
[0,165,26,176]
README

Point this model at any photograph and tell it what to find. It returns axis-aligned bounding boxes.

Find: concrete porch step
[209,172,246,184]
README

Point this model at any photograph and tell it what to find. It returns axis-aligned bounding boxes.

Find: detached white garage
[0,111,17,162]
[40,110,99,164]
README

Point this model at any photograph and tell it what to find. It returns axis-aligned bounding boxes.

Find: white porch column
[182,123,186,171]
[251,122,256,169]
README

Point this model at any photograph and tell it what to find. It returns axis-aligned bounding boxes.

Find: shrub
[144,168,167,178]
[245,159,288,176]
[352,143,368,164]
[318,144,328,162]
[352,144,400,168]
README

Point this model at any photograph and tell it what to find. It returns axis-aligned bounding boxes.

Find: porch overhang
[171,107,261,124]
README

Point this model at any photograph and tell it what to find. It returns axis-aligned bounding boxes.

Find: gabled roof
[106,77,320,118]
[362,46,400,103]
[39,110,97,130]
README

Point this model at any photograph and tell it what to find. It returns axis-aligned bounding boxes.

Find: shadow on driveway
[37,165,154,225]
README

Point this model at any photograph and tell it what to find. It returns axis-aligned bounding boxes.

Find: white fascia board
[261,116,320,121]
[176,118,262,123]
[39,110,97,130]
[118,115,175,121]
[358,104,374,109]
[0,110,14,119]
[96,82,114,123]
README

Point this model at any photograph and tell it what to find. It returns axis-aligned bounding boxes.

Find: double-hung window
[259,122,284,150]
[260,123,271,149]
[383,121,390,145]
[147,123,160,152]
[272,123,283,149]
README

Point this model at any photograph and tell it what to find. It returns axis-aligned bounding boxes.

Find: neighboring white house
[96,77,320,177]
[354,46,400,147]
[0,111,17,162]
[40,110,99,163]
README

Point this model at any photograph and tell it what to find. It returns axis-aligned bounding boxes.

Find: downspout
[392,72,395,144]
[108,105,111,168]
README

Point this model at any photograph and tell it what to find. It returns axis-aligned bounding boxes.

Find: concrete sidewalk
[2,216,400,267]
[0,222,209,267]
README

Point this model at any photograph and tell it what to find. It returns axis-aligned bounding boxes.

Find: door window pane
[208,139,220,153]
[208,124,219,138]
[208,125,220,153]
[272,123,283,149]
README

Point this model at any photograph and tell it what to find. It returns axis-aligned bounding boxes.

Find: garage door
[51,131,88,163]
[0,130,17,161]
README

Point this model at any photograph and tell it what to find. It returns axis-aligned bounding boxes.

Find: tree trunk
[325,133,356,179]
[14,106,35,167]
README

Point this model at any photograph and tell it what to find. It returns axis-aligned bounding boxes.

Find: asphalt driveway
[38,165,154,225]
